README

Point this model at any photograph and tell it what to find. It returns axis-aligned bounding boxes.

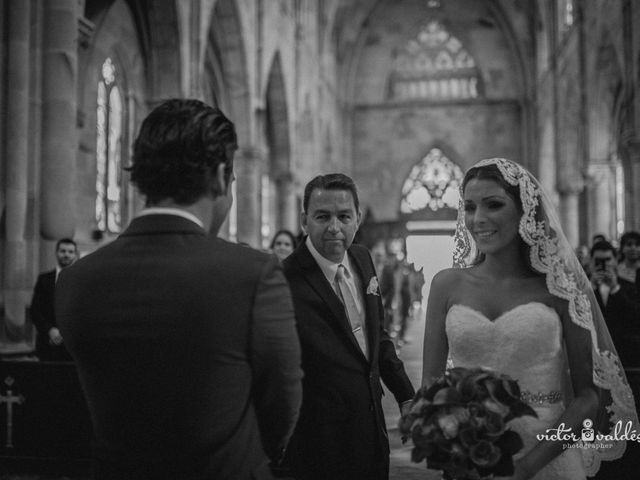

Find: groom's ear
[210,163,229,198]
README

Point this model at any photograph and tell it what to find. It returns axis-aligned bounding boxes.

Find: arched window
[560,0,574,31]
[400,148,463,214]
[96,57,123,233]
[390,21,481,101]
[614,154,625,236]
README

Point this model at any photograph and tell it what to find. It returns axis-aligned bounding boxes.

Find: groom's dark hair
[129,99,237,205]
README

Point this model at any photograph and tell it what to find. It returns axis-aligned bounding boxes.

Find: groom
[56,99,303,479]
[282,173,415,480]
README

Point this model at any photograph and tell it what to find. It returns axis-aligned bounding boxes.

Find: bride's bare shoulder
[431,267,471,289]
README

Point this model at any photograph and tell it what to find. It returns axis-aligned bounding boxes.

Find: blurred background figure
[270,229,297,262]
[378,239,426,348]
[592,233,608,246]
[618,231,640,292]
[370,242,396,332]
[575,244,592,277]
[30,238,78,362]
[590,240,640,367]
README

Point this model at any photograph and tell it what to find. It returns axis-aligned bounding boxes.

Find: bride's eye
[464,203,475,212]
[488,202,504,209]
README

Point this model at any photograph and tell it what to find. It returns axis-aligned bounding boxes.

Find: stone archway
[586,33,625,239]
[338,0,528,227]
[79,0,148,250]
[206,0,251,143]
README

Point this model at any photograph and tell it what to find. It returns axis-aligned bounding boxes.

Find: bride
[421,158,638,479]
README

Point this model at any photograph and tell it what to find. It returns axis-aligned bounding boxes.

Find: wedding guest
[30,238,77,362]
[57,99,302,480]
[591,232,607,246]
[618,231,640,289]
[590,240,640,367]
[269,229,297,262]
[371,242,396,332]
[282,173,415,480]
[422,158,637,480]
[575,244,591,277]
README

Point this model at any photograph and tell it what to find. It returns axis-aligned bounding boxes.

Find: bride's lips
[474,230,496,239]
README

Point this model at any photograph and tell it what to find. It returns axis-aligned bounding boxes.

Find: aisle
[383,307,441,480]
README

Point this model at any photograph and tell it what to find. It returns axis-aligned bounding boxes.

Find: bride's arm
[421,269,453,387]
[512,302,599,480]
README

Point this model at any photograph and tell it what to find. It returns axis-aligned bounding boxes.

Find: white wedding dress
[446,302,586,480]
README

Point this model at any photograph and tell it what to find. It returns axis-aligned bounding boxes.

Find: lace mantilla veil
[452,158,639,475]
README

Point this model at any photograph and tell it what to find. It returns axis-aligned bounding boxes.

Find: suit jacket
[596,279,640,367]
[30,269,72,361]
[282,241,415,480]
[56,215,303,480]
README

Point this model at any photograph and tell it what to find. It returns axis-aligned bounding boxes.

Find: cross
[0,377,25,448]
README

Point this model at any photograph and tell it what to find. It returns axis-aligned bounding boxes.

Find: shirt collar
[305,236,355,283]
[136,207,205,229]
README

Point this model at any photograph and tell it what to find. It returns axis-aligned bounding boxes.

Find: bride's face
[463,178,522,255]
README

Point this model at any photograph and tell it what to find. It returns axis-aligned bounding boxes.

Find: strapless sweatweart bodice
[445,302,586,480]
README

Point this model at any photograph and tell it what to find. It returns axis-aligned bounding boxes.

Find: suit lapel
[295,243,368,362]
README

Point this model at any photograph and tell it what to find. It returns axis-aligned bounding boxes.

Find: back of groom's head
[129,99,237,205]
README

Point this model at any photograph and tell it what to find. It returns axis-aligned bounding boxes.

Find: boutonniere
[366,276,380,296]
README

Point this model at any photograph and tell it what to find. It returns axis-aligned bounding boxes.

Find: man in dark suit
[56,99,303,480]
[30,237,77,361]
[591,240,640,367]
[282,173,415,480]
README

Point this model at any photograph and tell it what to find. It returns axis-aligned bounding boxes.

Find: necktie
[335,265,368,358]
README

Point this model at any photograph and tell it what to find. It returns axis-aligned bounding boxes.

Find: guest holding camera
[618,231,640,294]
[590,240,640,367]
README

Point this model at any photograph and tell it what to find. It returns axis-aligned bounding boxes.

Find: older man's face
[301,188,361,263]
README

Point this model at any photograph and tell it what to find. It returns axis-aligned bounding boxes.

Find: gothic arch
[343,0,529,223]
[78,0,147,245]
[205,0,251,144]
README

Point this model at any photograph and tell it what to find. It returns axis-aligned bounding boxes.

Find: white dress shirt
[136,207,205,229]
[305,237,364,314]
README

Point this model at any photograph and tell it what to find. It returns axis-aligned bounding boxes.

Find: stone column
[2,0,30,344]
[587,161,614,238]
[275,172,299,233]
[40,0,78,266]
[235,147,264,247]
[626,142,640,230]
[559,189,581,248]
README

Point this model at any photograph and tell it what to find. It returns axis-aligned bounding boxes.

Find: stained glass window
[400,148,463,213]
[390,21,481,101]
[96,57,123,233]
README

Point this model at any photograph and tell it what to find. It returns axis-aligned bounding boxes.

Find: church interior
[1,0,640,476]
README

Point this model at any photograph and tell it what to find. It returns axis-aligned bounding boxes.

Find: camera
[594,258,608,271]
[594,258,607,271]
